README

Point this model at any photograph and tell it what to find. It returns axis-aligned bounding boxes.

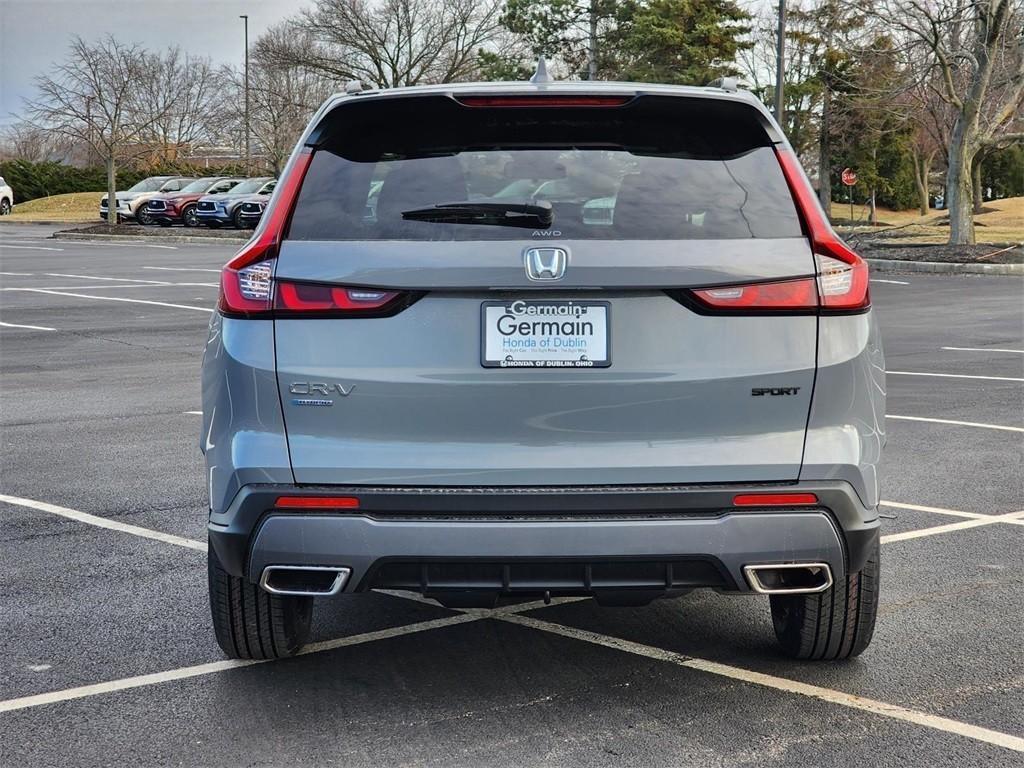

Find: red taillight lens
[691,277,817,311]
[275,282,401,314]
[218,148,314,317]
[775,148,870,312]
[275,496,360,509]
[456,95,631,107]
[732,493,819,507]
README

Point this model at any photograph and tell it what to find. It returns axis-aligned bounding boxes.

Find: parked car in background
[144,177,244,227]
[99,176,192,223]
[195,177,276,228]
[234,196,269,229]
[0,176,12,215]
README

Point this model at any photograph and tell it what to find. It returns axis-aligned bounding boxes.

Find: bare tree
[24,36,176,223]
[261,0,504,88]
[0,121,62,162]
[868,0,1024,244]
[141,48,223,163]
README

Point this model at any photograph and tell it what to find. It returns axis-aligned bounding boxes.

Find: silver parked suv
[202,78,885,662]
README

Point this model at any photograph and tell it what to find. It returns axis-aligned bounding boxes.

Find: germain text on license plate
[481,300,611,368]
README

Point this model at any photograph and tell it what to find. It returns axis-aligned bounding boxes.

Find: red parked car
[143,177,244,227]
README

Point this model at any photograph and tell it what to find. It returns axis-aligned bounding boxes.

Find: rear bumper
[209,482,879,594]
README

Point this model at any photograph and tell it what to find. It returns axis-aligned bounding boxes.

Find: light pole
[774,0,786,124]
[240,14,250,175]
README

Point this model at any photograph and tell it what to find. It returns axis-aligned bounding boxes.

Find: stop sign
[841,168,858,186]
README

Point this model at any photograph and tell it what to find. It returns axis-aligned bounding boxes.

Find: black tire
[0,198,11,215]
[182,204,200,228]
[208,541,313,660]
[232,207,247,229]
[769,540,879,660]
[136,204,154,226]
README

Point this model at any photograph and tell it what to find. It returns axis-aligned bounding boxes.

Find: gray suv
[202,80,884,662]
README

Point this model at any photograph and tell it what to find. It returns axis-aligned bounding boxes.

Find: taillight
[685,150,870,315]
[775,148,870,312]
[691,277,817,311]
[218,148,313,317]
[218,149,413,318]
[275,283,402,315]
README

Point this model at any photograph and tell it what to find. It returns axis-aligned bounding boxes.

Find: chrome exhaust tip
[259,565,351,596]
[743,563,833,595]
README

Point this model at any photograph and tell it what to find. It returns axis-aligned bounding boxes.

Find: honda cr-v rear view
[201,80,885,662]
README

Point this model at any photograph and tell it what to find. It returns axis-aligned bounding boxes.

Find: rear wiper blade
[400,199,553,228]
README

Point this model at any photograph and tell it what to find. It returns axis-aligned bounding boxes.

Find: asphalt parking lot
[1,223,1022,767]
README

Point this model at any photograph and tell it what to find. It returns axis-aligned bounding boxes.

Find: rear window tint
[288,95,802,242]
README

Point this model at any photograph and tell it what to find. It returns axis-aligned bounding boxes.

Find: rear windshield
[288,95,803,241]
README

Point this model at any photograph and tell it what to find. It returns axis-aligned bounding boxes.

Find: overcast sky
[0,0,310,125]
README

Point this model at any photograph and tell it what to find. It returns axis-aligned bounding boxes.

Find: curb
[53,232,247,246]
[866,258,1023,276]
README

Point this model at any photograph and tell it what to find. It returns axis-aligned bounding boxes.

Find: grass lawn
[6,192,104,222]
[835,196,1023,244]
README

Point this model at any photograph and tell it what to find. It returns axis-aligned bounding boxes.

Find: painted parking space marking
[5,283,217,291]
[880,500,988,520]
[0,613,486,714]
[144,266,221,273]
[887,371,1024,383]
[183,411,203,415]
[0,271,34,276]
[886,414,1023,433]
[0,321,56,331]
[880,511,1024,544]
[7,491,1024,741]
[941,346,1023,354]
[0,495,205,552]
[7,288,213,313]
[871,279,910,285]
[0,244,64,251]
[498,614,1024,754]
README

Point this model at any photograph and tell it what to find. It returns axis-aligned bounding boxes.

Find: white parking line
[183,411,203,415]
[10,288,213,313]
[941,346,1024,354]
[0,613,485,714]
[887,371,1024,383]
[46,273,176,285]
[0,271,34,276]
[498,614,1024,753]
[880,500,987,520]
[5,284,217,291]
[144,266,220,273]
[0,495,205,551]
[0,321,56,331]
[7,492,1024,752]
[880,511,1024,544]
[871,278,910,285]
[0,244,64,251]
[886,414,1024,433]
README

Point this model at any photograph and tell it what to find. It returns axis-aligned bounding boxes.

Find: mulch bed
[855,242,1022,264]
[64,224,247,239]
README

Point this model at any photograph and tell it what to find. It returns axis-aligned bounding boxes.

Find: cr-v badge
[524,247,567,281]
[289,382,356,406]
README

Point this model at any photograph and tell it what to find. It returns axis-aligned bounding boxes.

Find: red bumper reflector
[732,493,819,507]
[274,496,360,509]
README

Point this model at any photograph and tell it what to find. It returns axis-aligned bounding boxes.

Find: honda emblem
[524,247,567,281]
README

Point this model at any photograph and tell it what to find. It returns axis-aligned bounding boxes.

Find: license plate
[481,300,610,368]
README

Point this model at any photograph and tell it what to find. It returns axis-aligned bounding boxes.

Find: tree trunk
[818,83,831,217]
[587,0,598,80]
[106,154,118,226]
[945,116,976,245]
[971,157,983,213]
[869,189,876,226]
[912,151,931,216]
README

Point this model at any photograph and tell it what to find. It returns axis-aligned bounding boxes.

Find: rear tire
[0,198,11,215]
[208,541,313,660]
[769,540,879,660]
